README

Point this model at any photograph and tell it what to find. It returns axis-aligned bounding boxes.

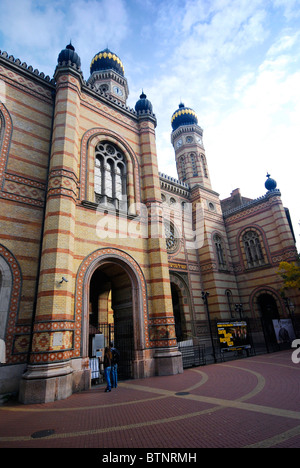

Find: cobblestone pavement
[1,350,300,449]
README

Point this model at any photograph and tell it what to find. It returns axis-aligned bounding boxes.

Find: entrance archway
[258,293,280,320]
[89,262,134,380]
[170,273,193,342]
[171,283,186,342]
[257,292,280,346]
[78,249,148,382]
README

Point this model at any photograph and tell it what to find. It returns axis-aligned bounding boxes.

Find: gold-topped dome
[171,103,198,130]
[90,48,124,76]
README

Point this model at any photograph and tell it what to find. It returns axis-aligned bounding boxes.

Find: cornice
[171,124,203,145]
[223,189,282,219]
[0,49,157,126]
[0,49,55,88]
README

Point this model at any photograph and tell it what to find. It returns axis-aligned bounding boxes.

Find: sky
[0,0,299,248]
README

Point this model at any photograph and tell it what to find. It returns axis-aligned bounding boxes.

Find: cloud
[0,0,130,77]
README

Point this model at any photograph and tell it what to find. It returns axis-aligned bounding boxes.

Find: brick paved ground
[1,349,300,449]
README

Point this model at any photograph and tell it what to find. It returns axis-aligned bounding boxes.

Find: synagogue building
[0,44,299,403]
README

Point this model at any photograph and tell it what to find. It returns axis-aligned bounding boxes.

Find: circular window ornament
[164,222,180,254]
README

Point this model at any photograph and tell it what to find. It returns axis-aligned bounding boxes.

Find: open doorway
[171,282,187,343]
[88,262,134,381]
[257,292,280,346]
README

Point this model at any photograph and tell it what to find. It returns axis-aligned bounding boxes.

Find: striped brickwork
[224,192,300,316]
[0,55,53,367]
[1,50,299,403]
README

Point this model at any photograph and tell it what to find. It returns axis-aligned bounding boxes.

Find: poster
[272,319,296,344]
[217,321,251,352]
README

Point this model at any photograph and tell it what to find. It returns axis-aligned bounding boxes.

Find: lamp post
[235,303,243,320]
[201,291,217,363]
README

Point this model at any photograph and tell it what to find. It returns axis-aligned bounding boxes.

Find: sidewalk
[1,349,300,448]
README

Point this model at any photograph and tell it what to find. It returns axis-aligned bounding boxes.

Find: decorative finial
[265,173,277,191]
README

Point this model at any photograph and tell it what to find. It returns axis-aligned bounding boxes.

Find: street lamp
[201,291,217,363]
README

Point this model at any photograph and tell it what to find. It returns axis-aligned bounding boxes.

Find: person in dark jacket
[110,341,120,389]
[104,347,112,392]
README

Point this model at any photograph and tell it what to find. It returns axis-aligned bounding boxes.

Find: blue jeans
[104,366,111,390]
[111,364,118,388]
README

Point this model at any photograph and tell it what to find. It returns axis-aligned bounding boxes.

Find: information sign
[217,321,251,352]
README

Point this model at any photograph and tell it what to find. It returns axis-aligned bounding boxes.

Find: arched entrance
[171,283,186,342]
[89,262,134,380]
[78,249,148,383]
[257,292,280,346]
[170,273,193,342]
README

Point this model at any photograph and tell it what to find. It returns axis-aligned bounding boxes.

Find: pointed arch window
[179,156,186,181]
[190,153,198,176]
[201,154,208,178]
[214,234,227,269]
[225,289,234,318]
[242,230,265,268]
[94,142,127,209]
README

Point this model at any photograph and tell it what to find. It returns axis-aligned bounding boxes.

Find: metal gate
[89,320,134,380]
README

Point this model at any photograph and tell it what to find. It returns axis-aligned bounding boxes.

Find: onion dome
[90,48,124,76]
[135,91,153,113]
[57,43,81,68]
[265,173,277,191]
[171,103,198,131]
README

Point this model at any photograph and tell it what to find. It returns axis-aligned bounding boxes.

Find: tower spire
[171,103,211,190]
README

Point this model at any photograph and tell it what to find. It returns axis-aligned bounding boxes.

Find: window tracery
[242,230,265,268]
[94,141,127,209]
[165,222,180,254]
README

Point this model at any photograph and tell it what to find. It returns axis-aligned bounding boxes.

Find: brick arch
[79,127,141,207]
[249,286,284,319]
[0,101,13,190]
[74,248,149,359]
[0,243,23,364]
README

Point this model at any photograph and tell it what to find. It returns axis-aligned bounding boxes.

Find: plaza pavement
[1,349,300,449]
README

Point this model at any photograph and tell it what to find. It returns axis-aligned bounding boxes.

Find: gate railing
[89,321,133,380]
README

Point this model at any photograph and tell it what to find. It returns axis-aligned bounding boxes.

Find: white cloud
[0,0,129,77]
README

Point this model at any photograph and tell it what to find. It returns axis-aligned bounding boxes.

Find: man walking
[110,341,120,388]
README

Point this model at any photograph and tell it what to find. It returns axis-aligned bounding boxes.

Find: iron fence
[89,320,133,380]
[89,313,300,377]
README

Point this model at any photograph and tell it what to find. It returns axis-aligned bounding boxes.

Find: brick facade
[0,46,298,403]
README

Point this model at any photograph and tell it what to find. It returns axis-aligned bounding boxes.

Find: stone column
[19,63,86,403]
[138,113,183,376]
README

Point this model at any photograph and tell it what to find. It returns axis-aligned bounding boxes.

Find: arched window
[179,156,186,181]
[243,230,265,268]
[95,142,127,209]
[214,234,227,269]
[225,289,234,318]
[201,154,208,178]
[190,153,198,176]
